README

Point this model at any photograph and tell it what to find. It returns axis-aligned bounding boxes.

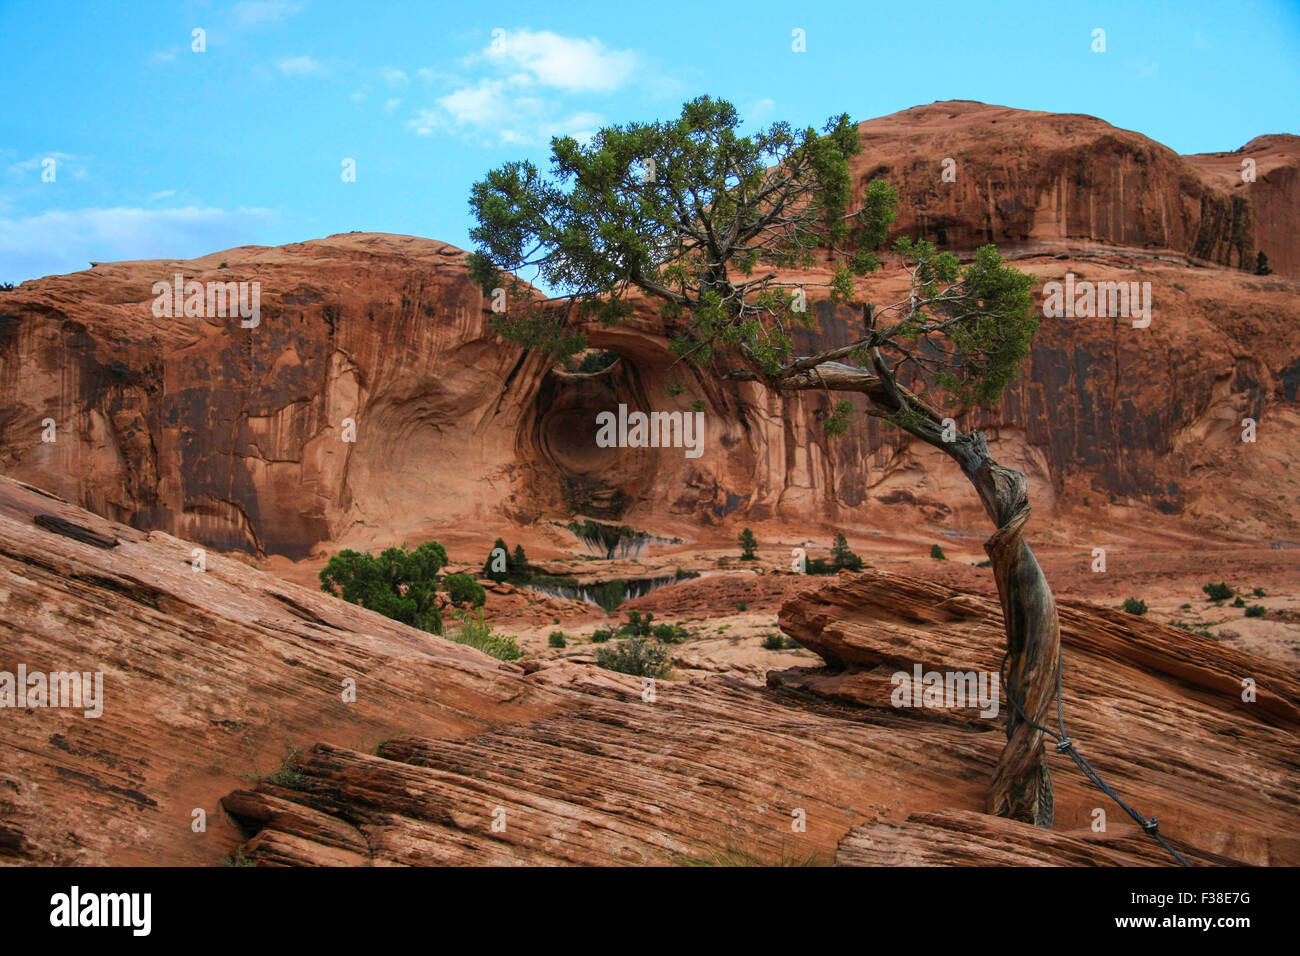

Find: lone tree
[468,96,1059,825]
[738,527,759,561]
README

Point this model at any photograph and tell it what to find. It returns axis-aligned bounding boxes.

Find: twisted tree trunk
[757,359,1062,825]
[954,435,1059,826]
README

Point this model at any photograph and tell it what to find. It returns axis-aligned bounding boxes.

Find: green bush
[1244,605,1266,618]
[930,544,947,560]
[1122,597,1147,616]
[738,528,758,560]
[483,537,510,582]
[443,572,486,608]
[319,542,448,634]
[651,622,688,643]
[448,609,522,661]
[1202,582,1234,602]
[620,610,656,637]
[761,633,786,650]
[1231,596,1246,608]
[1252,587,1266,597]
[595,638,671,678]
[830,533,863,572]
[590,627,616,643]
[737,601,748,612]
[548,631,567,648]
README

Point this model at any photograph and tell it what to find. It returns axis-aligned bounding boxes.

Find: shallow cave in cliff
[524,348,658,520]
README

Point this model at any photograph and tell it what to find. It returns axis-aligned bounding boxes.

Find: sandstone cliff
[0,104,1297,567]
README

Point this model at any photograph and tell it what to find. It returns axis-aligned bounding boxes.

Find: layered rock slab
[3,475,1295,865]
[775,571,1300,866]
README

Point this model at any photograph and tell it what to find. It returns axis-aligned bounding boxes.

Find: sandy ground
[250,529,1300,674]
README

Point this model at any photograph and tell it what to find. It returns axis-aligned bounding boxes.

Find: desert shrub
[1231,596,1246,607]
[830,533,863,571]
[738,528,758,560]
[590,627,616,643]
[674,567,700,580]
[1122,598,1147,616]
[448,609,522,661]
[548,631,567,648]
[595,638,671,678]
[1180,603,1191,610]
[1202,582,1234,602]
[1253,587,1266,597]
[930,544,947,560]
[483,537,511,582]
[738,601,749,612]
[651,622,688,644]
[621,610,654,637]
[1244,605,1266,618]
[443,573,486,608]
[761,634,786,650]
[0,282,14,291]
[319,542,447,634]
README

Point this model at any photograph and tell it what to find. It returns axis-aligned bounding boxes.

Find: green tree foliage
[443,573,486,608]
[738,527,758,560]
[468,97,1039,473]
[830,532,863,572]
[483,537,510,582]
[1255,251,1272,276]
[319,542,448,634]
[1202,582,1234,602]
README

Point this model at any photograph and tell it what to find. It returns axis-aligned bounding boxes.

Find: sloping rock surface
[5,477,1295,865]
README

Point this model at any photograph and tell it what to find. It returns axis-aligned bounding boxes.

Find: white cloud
[382,67,408,87]
[482,29,637,93]
[411,80,604,145]
[277,55,322,76]
[384,98,402,114]
[0,206,277,283]
[410,30,641,145]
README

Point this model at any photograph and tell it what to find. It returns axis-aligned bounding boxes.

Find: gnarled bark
[756,359,1062,826]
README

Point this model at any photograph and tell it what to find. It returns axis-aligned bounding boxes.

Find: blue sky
[2,0,1297,284]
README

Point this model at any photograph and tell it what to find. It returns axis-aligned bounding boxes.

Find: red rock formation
[854,101,1300,276]
[1,105,1297,567]
[2,477,1293,865]
[774,570,1299,865]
